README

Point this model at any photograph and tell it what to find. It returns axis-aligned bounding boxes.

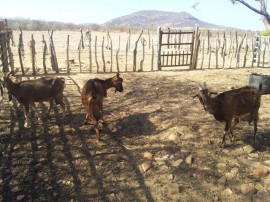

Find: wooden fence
[1,25,270,75]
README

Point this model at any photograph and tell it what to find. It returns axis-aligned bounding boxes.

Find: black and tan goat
[4,71,66,128]
[194,82,261,147]
[81,73,123,140]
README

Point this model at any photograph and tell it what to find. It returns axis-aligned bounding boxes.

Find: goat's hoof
[218,142,225,148]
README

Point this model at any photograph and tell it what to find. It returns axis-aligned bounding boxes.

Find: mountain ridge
[103,10,227,29]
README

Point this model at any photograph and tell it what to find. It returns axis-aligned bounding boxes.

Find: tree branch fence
[1,25,270,76]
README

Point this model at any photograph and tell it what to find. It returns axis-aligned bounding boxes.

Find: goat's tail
[89,80,97,100]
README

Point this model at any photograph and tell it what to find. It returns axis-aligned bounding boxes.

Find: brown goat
[81,73,123,140]
[194,82,261,147]
[4,71,66,128]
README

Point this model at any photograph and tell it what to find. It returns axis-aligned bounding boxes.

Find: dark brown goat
[194,82,261,147]
[81,73,123,140]
[4,71,66,128]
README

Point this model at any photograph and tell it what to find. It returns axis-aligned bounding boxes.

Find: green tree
[231,0,270,30]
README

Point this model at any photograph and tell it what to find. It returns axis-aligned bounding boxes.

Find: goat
[194,82,261,147]
[4,71,66,128]
[81,73,123,140]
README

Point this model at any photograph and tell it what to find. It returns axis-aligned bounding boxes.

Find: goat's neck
[6,78,17,95]
[207,97,219,115]
[104,78,115,90]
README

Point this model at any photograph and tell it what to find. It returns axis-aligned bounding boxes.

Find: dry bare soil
[1,68,270,202]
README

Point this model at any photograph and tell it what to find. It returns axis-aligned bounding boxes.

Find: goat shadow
[104,112,156,139]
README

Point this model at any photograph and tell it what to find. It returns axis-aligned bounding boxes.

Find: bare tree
[231,0,270,30]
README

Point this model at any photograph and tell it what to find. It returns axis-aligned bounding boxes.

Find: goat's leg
[58,100,66,118]
[219,122,230,147]
[229,118,239,142]
[83,114,89,125]
[24,105,30,128]
[94,121,100,141]
[30,102,41,122]
[46,99,54,116]
[252,112,259,145]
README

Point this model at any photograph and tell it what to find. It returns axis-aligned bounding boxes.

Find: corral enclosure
[1,26,270,201]
[3,28,270,75]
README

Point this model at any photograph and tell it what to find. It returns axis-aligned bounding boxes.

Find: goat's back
[14,76,65,102]
[217,86,261,116]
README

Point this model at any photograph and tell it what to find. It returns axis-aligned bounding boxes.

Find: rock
[218,176,227,186]
[223,188,233,195]
[141,162,152,172]
[253,191,270,202]
[263,176,270,190]
[240,184,257,196]
[252,167,269,179]
[167,183,181,195]
[217,163,227,170]
[249,153,259,158]
[225,173,235,181]
[185,155,193,165]
[264,160,270,166]
[171,159,183,167]
[230,167,239,175]
[155,158,166,166]
[168,174,174,180]
[16,195,25,201]
[143,152,153,159]
[243,145,255,154]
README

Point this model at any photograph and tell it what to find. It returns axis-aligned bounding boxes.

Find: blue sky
[0,0,266,31]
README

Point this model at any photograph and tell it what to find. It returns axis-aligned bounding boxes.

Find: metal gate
[157,27,199,70]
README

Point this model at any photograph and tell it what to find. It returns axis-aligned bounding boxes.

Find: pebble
[141,162,152,172]
[240,184,257,196]
[143,152,153,159]
[243,145,255,154]
[185,155,193,165]
[252,167,269,179]
[171,159,183,167]
[16,195,25,201]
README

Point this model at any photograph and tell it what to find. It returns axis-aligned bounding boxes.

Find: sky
[0,0,267,31]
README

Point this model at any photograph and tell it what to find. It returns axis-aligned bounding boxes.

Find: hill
[103,10,227,29]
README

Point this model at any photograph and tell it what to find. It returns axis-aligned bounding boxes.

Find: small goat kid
[81,73,123,141]
[194,82,261,147]
[5,71,66,128]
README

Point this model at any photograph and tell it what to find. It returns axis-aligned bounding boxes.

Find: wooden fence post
[157,27,162,71]
[85,30,92,73]
[139,37,146,71]
[110,40,113,72]
[30,34,36,75]
[48,29,59,73]
[133,30,143,71]
[116,36,120,72]
[125,37,128,72]
[18,31,25,75]
[151,39,154,71]
[102,36,106,72]
[78,38,82,73]
[95,36,99,72]
[66,35,70,73]
[42,35,48,74]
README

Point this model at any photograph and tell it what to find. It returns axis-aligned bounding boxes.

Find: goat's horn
[196,82,203,90]
[6,71,14,79]
[203,82,207,89]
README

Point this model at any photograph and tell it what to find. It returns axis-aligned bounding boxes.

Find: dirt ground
[1,67,270,202]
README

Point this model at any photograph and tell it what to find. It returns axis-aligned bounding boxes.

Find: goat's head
[3,71,14,101]
[112,73,123,93]
[193,82,217,111]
